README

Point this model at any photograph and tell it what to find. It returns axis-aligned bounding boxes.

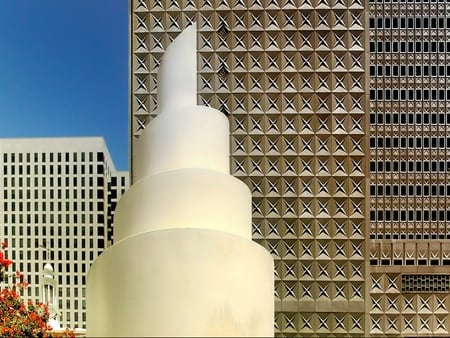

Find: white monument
[41,263,60,330]
[86,24,274,337]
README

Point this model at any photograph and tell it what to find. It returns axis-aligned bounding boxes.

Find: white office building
[0,137,128,329]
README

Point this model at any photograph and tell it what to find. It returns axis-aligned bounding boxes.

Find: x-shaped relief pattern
[370,273,450,335]
[131,0,367,335]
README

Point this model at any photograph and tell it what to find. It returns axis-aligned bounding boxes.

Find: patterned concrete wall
[368,1,450,336]
[130,0,368,336]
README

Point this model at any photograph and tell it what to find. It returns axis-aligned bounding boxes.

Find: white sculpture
[86,24,274,337]
[41,263,60,330]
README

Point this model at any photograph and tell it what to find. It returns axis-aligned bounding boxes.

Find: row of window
[370,258,450,267]
[3,213,105,224]
[371,161,450,172]
[3,152,104,163]
[3,175,104,188]
[370,184,450,196]
[62,285,85,298]
[10,249,96,263]
[14,260,88,275]
[52,308,86,328]
[110,176,127,187]
[3,164,104,176]
[6,237,104,252]
[57,274,86,287]
[370,137,450,149]
[2,186,104,200]
[56,299,84,314]
[369,16,450,30]
[370,232,450,241]
[371,40,450,54]
[8,225,103,238]
[369,41,450,54]
[370,112,450,125]
[370,209,450,221]
[370,88,450,101]
[370,64,450,77]
[3,201,104,212]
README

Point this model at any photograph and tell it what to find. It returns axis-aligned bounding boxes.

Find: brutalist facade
[130,0,369,336]
[368,0,450,336]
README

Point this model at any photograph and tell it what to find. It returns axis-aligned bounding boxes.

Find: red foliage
[0,288,52,337]
[0,245,74,338]
[0,251,12,269]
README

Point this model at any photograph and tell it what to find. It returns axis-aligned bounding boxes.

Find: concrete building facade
[0,137,128,329]
[368,1,450,336]
[130,0,369,336]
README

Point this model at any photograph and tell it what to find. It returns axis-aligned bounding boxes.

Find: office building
[368,1,450,336]
[130,0,369,336]
[0,137,128,329]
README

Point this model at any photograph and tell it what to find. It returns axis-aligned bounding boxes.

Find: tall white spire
[133,22,230,183]
[87,25,274,337]
[156,24,197,114]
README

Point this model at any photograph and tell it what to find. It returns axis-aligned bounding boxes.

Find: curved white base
[113,168,252,242]
[86,228,274,337]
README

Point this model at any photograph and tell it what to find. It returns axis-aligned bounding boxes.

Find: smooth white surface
[157,24,197,114]
[134,106,230,181]
[87,229,274,337]
[114,168,252,242]
[87,24,274,337]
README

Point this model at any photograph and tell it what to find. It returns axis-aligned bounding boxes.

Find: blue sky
[0,1,129,170]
